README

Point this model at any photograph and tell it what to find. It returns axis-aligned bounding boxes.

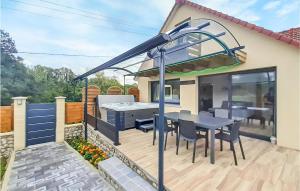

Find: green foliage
[28,65,83,103]
[0,157,7,180]
[0,30,83,105]
[89,72,122,94]
[1,29,17,54]
[1,30,39,105]
[1,30,136,105]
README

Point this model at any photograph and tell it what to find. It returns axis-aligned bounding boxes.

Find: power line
[2,6,152,36]
[9,51,145,58]
[3,6,64,20]
[38,0,157,31]
[15,51,115,57]
[6,0,157,32]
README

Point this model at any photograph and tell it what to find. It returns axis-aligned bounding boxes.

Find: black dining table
[164,112,234,164]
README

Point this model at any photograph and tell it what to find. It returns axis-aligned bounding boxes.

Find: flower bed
[66,137,110,168]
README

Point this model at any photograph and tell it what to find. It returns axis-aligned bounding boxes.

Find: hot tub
[98,95,158,130]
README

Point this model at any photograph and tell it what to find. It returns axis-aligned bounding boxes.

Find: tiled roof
[175,0,300,48]
[280,27,300,41]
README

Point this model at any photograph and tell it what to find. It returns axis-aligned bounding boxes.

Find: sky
[1,0,300,83]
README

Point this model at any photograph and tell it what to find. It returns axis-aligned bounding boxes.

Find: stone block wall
[64,124,83,140]
[82,124,163,190]
[0,132,14,158]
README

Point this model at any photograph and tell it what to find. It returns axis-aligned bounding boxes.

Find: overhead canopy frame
[73,34,170,81]
[127,46,245,77]
[73,19,245,191]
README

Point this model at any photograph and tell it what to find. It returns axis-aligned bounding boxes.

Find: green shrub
[0,157,7,180]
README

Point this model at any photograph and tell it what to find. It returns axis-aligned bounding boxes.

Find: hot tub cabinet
[100,103,159,130]
[91,95,158,145]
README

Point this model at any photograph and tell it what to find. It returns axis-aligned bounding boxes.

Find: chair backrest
[214,109,229,118]
[229,121,241,141]
[154,114,169,132]
[199,111,213,117]
[180,110,191,115]
[178,119,197,140]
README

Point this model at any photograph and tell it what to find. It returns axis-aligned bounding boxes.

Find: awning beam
[74,34,171,81]
[126,46,245,77]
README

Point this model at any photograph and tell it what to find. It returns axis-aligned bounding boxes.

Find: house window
[151,79,180,104]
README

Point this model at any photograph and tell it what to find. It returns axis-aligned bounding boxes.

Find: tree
[1,30,39,105]
[1,30,17,55]
[1,30,137,105]
[28,65,83,103]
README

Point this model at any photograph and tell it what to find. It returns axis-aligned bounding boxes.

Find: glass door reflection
[231,71,276,138]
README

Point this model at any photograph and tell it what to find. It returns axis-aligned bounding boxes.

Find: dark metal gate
[26,103,56,146]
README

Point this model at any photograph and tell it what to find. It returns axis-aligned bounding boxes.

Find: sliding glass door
[199,68,276,140]
[231,70,276,139]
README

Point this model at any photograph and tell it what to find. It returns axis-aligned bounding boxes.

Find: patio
[7,142,114,191]
[118,129,300,191]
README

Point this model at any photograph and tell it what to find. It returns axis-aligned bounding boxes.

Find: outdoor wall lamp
[17,99,23,105]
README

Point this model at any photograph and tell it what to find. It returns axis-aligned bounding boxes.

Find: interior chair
[215,122,246,165]
[153,115,176,150]
[176,119,208,163]
[180,110,191,115]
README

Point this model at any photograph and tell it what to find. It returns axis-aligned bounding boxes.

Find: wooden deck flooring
[117,129,300,191]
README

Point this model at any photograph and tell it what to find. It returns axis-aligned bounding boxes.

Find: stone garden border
[1,150,15,191]
[80,124,171,191]
[64,123,166,190]
[63,141,123,191]
[0,131,14,159]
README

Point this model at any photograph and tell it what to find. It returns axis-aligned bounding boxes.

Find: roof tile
[246,23,255,29]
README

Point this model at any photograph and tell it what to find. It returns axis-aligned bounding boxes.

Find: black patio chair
[215,122,246,165]
[176,119,208,163]
[153,115,176,150]
[197,111,211,147]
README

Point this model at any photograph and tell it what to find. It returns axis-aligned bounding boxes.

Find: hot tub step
[139,123,154,132]
[135,118,153,132]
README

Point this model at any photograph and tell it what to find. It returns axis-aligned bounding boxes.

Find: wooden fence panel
[65,102,83,124]
[107,86,122,95]
[128,87,140,102]
[82,85,100,116]
[0,106,13,133]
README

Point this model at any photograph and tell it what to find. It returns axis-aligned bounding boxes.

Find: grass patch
[66,137,111,168]
[0,157,8,180]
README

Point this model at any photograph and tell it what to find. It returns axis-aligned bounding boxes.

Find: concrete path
[7,142,115,191]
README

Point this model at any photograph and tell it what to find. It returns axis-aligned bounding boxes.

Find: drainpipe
[84,77,88,141]
[158,48,166,191]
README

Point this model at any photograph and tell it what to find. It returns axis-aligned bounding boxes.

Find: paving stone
[7,142,115,191]
[99,157,156,191]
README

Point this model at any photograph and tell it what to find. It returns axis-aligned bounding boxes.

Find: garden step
[99,157,156,191]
